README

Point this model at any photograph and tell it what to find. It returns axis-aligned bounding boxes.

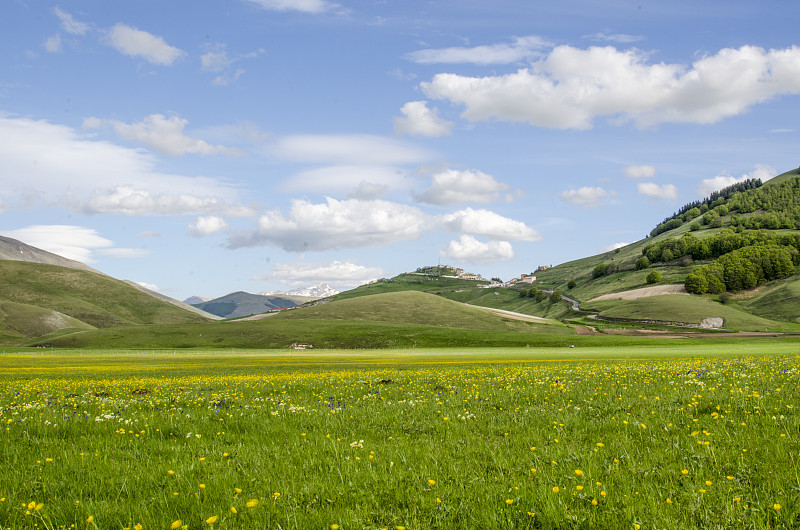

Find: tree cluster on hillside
[649,178,762,237]
[685,244,795,293]
[642,229,800,265]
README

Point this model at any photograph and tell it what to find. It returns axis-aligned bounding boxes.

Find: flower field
[0,348,797,529]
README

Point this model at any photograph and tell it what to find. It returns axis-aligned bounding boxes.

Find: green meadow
[0,344,797,529]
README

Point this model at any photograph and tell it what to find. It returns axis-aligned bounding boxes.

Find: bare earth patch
[587,284,688,302]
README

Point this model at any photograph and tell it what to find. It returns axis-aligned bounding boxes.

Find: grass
[0,261,209,333]
[586,294,798,332]
[0,345,797,529]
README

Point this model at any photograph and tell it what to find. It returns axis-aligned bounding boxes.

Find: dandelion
[592,499,598,506]
[168,470,175,475]
[230,506,237,514]
[552,486,560,493]
[235,488,242,494]
[273,492,280,498]
[600,491,607,497]
[575,469,584,476]
[428,479,436,486]
[87,515,94,523]
[436,498,442,503]
[171,521,182,530]
[331,525,339,530]
[596,442,604,447]
[774,504,781,511]
[134,525,142,530]
[505,499,513,505]
[576,485,584,491]
[246,499,259,508]
[205,515,218,525]
[726,476,733,481]
[34,503,43,511]
[681,469,689,475]
[666,498,672,504]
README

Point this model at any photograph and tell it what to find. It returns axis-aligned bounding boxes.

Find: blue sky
[2,1,800,300]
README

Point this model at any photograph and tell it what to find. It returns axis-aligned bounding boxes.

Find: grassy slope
[31,291,580,349]
[735,275,800,324]
[586,294,792,331]
[0,300,95,343]
[0,261,209,332]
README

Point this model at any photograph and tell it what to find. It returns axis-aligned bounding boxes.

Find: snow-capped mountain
[259,283,339,299]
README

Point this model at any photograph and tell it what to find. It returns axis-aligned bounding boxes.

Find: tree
[567,279,576,289]
[549,290,563,304]
[535,290,548,302]
[592,263,607,278]
[635,256,650,270]
[685,273,708,294]
[646,271,661,284]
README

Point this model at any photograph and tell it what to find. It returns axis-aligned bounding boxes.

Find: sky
[2,1,800,301]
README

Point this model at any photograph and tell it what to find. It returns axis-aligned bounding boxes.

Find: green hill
[30,291,576,349]
[0,261,210,343]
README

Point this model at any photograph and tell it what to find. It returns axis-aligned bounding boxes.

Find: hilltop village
[409,264,551,288]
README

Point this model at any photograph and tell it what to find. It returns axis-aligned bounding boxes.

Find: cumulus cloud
[2,225,112,263]
[560,186,616,208]
[405,35,550,65]
[440,208,542,241]
[273,134,431,166]
[637,182,678,199]
[227,197,428,252]
[253,260,384,290]
[623,165,656,179]
[697,164,777,198]
[106,24,185,65]
[393,101,454,137]
[83,113,242,157]
[54,7,90,36]
[243,0,340,14]
[414,169,510,205]
[422,45,800,129]
[0,114,250,216]
[440,235,515,264]
[188,215,229,237]
[134,281,160,292]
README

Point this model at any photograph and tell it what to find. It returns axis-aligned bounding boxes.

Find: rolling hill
[0,260,212,344]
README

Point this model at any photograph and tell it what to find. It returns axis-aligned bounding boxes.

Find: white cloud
[405,35,550,65]
[393,101,454,137]
[623,165,656,179]
[2,225,111,263]
[273,134,432,166]
[253,260,384,290]
[227,197,428,251]
[0,114,250,216]
[54,7,89,36]
[440,208,542,241]
[697,164,777,197]
[200,44,264,85]
[637,182,678,200]
[560,186,616,208]
[96,247,151,258]
[188,215,229,237]
[584,32,643,44]
[44,34,62,53]
[416,169,510,206]
[134,281,160,292]
[243,0,340,14]
[200,48,233,73]
[602,241,630,252]
[422,45,800,129]
[76,186,252,217]
[440,235,514,264]
[282,165,405,196]
[84,113,242,157]
[106,24,185,66]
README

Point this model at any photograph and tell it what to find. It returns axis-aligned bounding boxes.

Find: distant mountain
[191,291,309,319]
[259,283,339,299]
[183,296,210,305]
